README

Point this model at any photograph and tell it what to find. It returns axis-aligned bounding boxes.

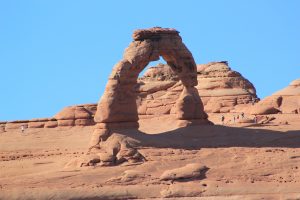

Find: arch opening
[94,27,208,128]
[138,57,167,78]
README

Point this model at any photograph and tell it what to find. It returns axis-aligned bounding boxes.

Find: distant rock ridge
[0,104,97,132]
[1,61,261,131]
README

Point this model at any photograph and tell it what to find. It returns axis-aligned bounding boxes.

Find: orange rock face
[54,104,97,127]
[251,79,300,115]
[94,27,208,126]
[137,61,257,116]
[47,61,258,128]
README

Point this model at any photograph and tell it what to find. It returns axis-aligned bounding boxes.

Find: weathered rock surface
[84,27,210,167]
[251,79,300,115]
[54,104,97,127]
[1,104,97,130]
[160,163,208,181]
[137,61,257,116]
[94,27,207,125]
[1,61,258,130]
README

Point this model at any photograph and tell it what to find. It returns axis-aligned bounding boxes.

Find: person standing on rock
[241,112,245,119]
[21,125,25,133]
[221,115,225,125]
[254,115,257,124]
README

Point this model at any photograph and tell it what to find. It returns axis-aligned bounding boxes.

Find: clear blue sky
[0,0,299,121]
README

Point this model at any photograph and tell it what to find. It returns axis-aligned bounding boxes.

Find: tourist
[254,115,257,124]
[221,115,225,125]
[21,125,25,133]
[241,112,245,118]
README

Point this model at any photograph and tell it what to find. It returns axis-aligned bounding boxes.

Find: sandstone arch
[84,27,210,166]
[94,27,207,125]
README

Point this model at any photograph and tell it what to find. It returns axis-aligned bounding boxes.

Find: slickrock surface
[1,114,300,199]
[251,79,300,115]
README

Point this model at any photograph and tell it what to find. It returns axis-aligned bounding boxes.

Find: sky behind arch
[0,0,299,121]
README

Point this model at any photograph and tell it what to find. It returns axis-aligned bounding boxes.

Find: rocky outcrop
[54,104,97,127]
[1,61,257,131]
[3,118,55,132]
[160,163,208,181]
[137,61,257,116]
[0,104,97,131]
[86,27,210,167]
[94,27,208,126]
[251,79,300,114]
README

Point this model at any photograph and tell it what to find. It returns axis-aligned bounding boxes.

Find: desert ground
[1,113,300,200]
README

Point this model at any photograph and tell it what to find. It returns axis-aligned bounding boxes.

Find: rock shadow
[114,125,300,149]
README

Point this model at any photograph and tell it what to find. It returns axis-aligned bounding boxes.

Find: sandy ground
[1,114,300,200]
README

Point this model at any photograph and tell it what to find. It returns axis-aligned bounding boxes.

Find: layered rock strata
[251,79,300,115]
[1,104,97,131]
[1,61,258,130]
[137,61,257,116]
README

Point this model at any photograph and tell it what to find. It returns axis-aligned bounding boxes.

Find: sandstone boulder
[250,79,300,114]
[160,163,208,181]
[54,104,97,126]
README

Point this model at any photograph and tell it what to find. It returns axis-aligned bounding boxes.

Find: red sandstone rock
[44,120,58,128]
[251,79,300,114]
[57,119,75,126]
[94,27,207,125]
[52,60,257,125]
[54,104,97,126]
[75,119,95,126]
[138,61,257,115]
[5,122,28,131]
[28,121,45,128]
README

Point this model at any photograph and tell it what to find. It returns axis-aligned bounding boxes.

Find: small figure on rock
[253,115,258,124]
[241,112,245,118]
[221,115,225,125]
[233,115,236,124]
[21,125,25,133]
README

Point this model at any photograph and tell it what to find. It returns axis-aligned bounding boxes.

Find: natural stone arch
[94,27,207,125]
[82,28,210,167]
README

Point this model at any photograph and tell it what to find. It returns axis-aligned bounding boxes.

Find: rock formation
[0,61,258,131]
[251,79,300,115]
[54,104,97,126]
[137,61,257,116]
[86,27,210,166]
[94,27,207,124]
